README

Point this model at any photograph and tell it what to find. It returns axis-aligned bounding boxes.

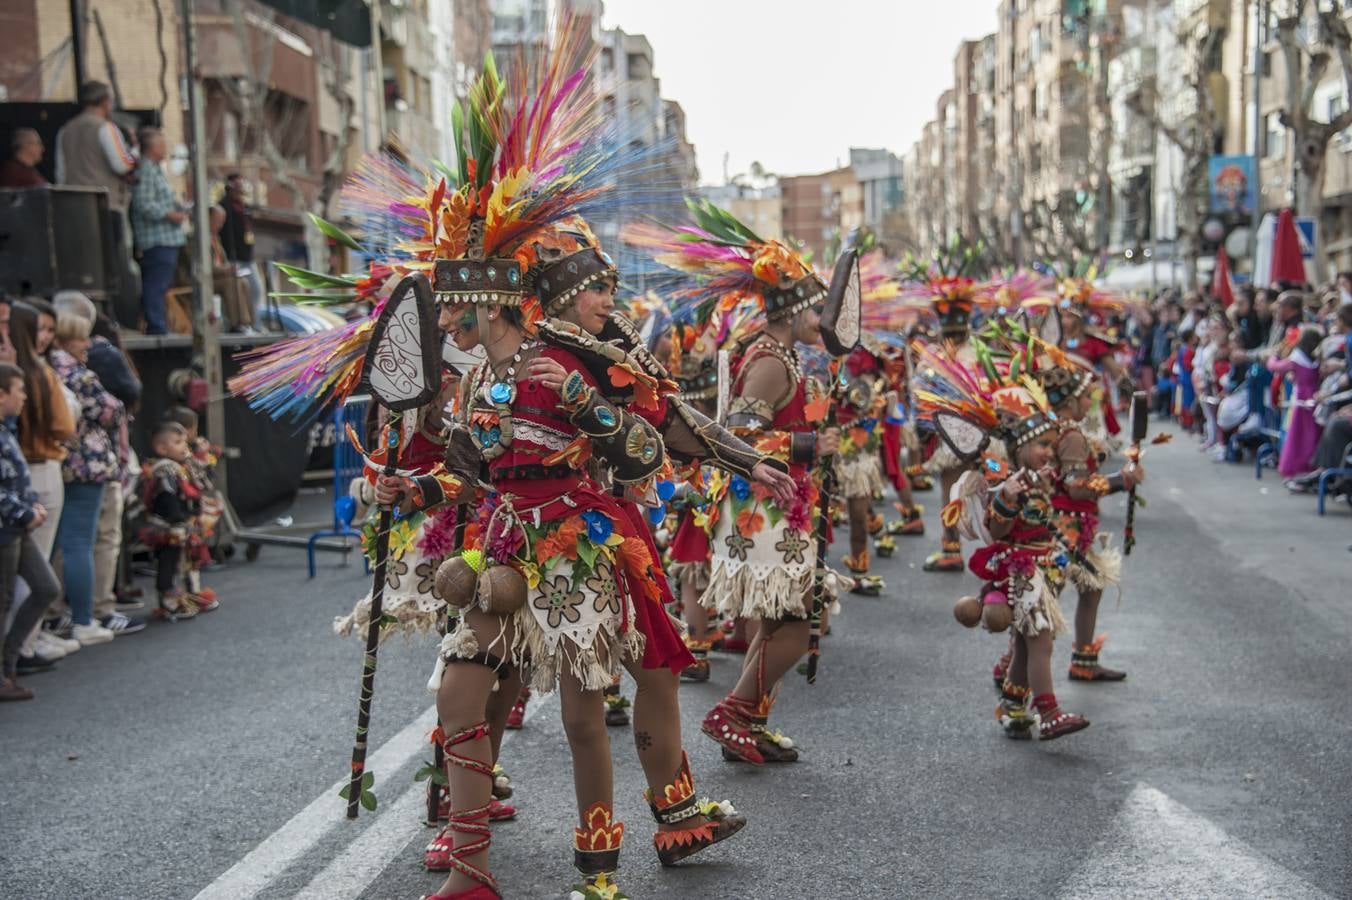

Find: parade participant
[834,337,889,574]
[520,216,793,861]
[137,421,211,620]
[915,342,1090,741]
[981,325,1144,685]
[912,272,992,572]
[1028,276,1134,439]
[628,200,842,766]
[877,343,925,542]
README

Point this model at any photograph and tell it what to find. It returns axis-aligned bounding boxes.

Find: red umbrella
[1211,246,1235,307]
[1270,207,1307,286]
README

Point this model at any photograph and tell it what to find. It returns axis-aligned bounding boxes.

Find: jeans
[54,481,105,627]
[140,244,181,335]
[1,534,61,677]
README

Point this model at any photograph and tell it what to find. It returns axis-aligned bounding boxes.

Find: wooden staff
[347,419,402,819]
[1123,391,1149,556]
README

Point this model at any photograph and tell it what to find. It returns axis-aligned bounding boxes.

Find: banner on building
[1208,155,1255,216]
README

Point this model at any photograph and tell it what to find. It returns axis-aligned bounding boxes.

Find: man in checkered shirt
[129,127,186,335]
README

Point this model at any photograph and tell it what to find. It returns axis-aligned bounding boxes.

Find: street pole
[179,0,228,501]
[1252,1,1263,244]
[69,0,87,91]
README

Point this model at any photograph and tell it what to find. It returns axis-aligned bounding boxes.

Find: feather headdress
[912,338,1058,451]
[231,13,628,422]
[624,198,825,328]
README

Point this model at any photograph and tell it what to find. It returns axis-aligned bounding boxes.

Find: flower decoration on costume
[581,510,614,545]
[535,573,586,628]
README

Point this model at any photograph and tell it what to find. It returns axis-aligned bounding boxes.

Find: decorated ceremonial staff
[1123,391,1149,555]
[806,242,866,683]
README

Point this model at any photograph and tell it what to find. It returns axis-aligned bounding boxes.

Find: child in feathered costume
[914,337,1091,742]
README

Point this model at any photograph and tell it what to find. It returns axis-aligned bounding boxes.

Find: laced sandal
[422,723,499,897]
[419,886,501,900]
[504,688,530,730]
[571,803,627,899]
[1068,633,1127,682]
[701,697,764,765]
[721,699,799,763]
[433,795,517,828]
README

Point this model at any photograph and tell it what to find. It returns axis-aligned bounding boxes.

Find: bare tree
[1275,0,1352,271]
[1127,25,1221,288]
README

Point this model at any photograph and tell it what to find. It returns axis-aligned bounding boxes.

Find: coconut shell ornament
[436,552,482,610]
[981,596,1013,633]
[477,564,527,615]
[953,595,983,628]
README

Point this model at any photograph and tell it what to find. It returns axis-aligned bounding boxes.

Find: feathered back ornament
[900,237,994,338]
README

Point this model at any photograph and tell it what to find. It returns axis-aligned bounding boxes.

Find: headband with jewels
[912,340,1058,458]
[675,355,718,401]
[536,247,618,316]
[764,272,828,322]
[432,254,525,306]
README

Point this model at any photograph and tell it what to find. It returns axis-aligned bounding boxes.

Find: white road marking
[192,704,440,900]
[1058,783,1333,899]
[292,692,556,899]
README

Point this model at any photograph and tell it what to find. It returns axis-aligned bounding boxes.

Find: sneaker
[16,652,58,675]
[99,612,147,635]
[114,595,146,612]
[71,623,115,645]
[34,630,78,657]
[45,612,74,639]
[0,677,34,702]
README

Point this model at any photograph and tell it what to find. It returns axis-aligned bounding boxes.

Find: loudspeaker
[0,185,120,298]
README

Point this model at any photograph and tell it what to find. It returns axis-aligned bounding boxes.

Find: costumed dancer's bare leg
[997,629,1088,743]
[622,656,747,862]
[680,568,713,681]
[427,610,516,899]
[844,496,872,573]
[718,617,808,763]
[1069,587,1126,681]
[923,467,964,571]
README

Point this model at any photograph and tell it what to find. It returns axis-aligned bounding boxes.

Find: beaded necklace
[469,340,539,459]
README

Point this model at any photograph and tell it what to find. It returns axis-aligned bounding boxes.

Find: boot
[504,687,530,730]
[995,680,1034,740]
[603,685,631,727]
[906,467,933,491]
[866,512,885,536]
[647,752,747,866]
[887,503,925,536]
[422,723,500,896]
[1032,693,1090,741]
[923,539,963,572]
[701,696,764,764]
[874,533,896,557]
[571,802,628,899]
[1068,633,1127,682]
[843,549,871,575]
[721,695,799,763]
[681,637,712,682]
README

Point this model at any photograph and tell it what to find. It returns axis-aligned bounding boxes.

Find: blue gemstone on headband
[458,267,470,281]
[508,268,520,284]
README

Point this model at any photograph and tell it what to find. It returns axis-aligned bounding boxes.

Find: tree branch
[1276,9,1307,128]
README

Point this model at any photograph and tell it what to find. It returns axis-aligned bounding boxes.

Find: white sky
[600,0,1003,184]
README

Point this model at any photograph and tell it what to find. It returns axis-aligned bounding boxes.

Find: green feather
[274,262,359,290]
[307,214,362,253]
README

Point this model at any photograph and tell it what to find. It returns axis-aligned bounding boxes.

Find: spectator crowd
[1,80,268,336]
[1120,277,1352,504]
[0,291,222,702]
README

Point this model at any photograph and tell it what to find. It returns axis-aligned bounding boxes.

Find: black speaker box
[0,185,120,299]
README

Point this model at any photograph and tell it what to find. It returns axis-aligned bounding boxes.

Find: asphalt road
[3,425,1349,900]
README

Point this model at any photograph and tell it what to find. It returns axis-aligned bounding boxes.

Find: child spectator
[137,421,217,620]
[1267,326,1325,479]
[162,406,223,600]
[0,363,62,700]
